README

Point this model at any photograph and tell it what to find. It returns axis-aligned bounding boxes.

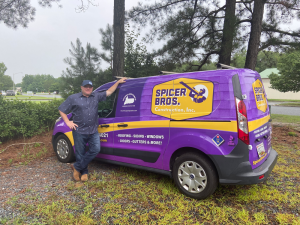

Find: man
[58,78,127,182]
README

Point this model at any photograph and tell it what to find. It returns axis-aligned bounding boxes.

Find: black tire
[54,134,76,163]
[172,152,218,199]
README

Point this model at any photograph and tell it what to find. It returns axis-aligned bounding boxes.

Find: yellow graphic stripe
[98,120,237,133]
[64,131,74,146]
[248,115,270,132]
[66,116,270,146]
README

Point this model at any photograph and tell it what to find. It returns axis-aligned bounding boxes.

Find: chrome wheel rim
[177,161,207,193]
[56,139,69,159]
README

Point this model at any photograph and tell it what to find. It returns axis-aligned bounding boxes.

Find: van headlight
[55,117,62,123]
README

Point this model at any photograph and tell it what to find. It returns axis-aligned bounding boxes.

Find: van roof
[94,68,255,92]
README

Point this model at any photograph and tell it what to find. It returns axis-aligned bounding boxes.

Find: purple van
[52,68,278,199]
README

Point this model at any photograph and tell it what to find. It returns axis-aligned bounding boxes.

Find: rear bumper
[220,148,278,185]
[209,139,278,185]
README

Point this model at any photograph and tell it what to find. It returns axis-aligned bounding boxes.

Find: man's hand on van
[66,121,78,130]
[117,77,127,84]
[106,78,127,96]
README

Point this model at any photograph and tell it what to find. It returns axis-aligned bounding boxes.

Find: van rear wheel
[54,134,75,163]
[172,153,218,199]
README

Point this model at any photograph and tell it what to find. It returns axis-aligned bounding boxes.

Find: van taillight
[235,98,249,145]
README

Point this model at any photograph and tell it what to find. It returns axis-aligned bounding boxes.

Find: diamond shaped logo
[212,134,224,146]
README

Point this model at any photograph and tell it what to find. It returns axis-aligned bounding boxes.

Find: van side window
[98,90,118,118]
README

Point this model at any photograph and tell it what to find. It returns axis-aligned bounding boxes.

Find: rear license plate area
[256,142,266,158]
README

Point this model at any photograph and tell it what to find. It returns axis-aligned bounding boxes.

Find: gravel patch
[0,156,120,222]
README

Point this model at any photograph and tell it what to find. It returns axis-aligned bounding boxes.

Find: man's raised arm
[106,77,127,96]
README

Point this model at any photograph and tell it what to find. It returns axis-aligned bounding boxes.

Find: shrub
[0,97,63,142]
[288,132,297,137]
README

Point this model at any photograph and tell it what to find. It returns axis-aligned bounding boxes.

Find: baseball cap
[81,80,93,87]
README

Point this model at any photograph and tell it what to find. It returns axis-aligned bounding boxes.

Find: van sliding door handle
[101,124,109,128]
[118,124,128,127]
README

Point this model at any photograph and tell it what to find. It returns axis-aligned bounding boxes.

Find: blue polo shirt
[58,91,106,134]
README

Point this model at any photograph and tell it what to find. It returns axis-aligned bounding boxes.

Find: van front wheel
[54,134,75,163]
[173,153,218,199]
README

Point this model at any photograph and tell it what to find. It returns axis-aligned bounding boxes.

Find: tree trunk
[244,0,267,70]
[113,0,125,78]
[218,0,236,65]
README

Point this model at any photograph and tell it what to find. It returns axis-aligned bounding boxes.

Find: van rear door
[238,70,271,169]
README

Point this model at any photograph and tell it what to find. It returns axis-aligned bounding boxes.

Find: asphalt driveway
[268,102,300,116]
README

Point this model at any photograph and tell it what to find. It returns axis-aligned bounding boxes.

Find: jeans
[72,131,101,175]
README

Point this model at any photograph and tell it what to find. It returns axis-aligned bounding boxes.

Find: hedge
[0,96,64,142]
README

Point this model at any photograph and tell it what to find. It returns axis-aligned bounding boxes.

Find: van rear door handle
[118,124,128,127]
[101,124,109,128]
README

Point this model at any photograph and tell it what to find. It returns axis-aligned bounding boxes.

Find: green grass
[3,141,300,224]
[268,99,300,102]
[276,102,300,107]
[271,114,300,124]
[2,126,300,224]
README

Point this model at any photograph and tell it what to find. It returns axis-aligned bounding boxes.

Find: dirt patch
[272,123,300,138]
[0,130,55,168]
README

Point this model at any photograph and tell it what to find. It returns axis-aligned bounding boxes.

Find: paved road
[22,94,62,98]
[270,105,300,116]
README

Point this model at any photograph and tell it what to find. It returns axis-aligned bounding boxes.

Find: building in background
[260,68,300,100]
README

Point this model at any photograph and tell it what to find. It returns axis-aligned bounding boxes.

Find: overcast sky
[1,1,299,84]
[0,0,142,84]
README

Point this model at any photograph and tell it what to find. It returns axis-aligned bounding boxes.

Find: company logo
[180,81,208,103]
[252,79,267,112]
[151,78,214,120]
[123,93,136,105]
[228,135,235,146]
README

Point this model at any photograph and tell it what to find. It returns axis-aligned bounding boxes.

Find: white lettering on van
[99,133,108,138]
[133,134,144,138]
[147,135,164,139]
[186,107,195,112]
[117,134,132,138]
[254,125,269,138]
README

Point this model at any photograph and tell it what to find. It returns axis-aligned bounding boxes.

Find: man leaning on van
[58,78,126,182]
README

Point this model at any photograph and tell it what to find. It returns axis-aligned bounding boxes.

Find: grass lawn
[268,99,300,102]
[271,114,300,124]
[1,126,299,224]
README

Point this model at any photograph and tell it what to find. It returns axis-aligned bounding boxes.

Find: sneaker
[81,174,88,182]
[70,164,81,181]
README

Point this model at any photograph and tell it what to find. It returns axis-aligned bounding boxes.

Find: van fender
[52,121,73,146]
[163,131,223,171]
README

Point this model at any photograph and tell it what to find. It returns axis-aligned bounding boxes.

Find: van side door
[112,80,170,170]
[97,90,117,156]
